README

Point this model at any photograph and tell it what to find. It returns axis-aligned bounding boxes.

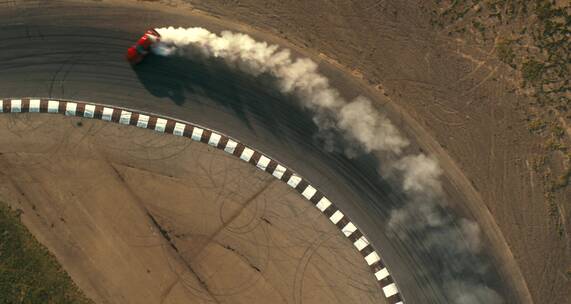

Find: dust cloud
[153,27,408,154]
[153,26,503,304]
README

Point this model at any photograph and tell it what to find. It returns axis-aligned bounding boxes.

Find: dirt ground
[174,0,570,303]
[0,114,386,304]
[1,0,568,302]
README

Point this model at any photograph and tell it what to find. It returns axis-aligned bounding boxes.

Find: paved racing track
[0,1,511,303]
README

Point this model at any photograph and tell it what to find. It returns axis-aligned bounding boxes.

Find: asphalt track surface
[0,1,510,303]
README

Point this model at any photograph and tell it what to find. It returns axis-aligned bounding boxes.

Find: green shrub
[522,59,544,82]
[528,119,546,132]
[0,202,93,304]
[496,40,515,66]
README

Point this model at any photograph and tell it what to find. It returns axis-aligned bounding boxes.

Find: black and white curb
[0,98,404,304]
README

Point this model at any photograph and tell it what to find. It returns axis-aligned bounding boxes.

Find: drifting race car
[126,29,161,64]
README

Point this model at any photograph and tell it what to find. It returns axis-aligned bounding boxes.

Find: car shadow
[130,53,404,207]
[131,53,317,139]
[131,53,410,210]
[130,53,509,302]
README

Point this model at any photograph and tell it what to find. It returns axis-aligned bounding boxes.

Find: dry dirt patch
[0,113,385,304]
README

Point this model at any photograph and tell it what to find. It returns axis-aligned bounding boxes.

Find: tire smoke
[153,26,503,303]
[153,27,408,154]
[387,156,503,304]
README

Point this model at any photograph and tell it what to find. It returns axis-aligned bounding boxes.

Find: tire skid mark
[0,97,404,304]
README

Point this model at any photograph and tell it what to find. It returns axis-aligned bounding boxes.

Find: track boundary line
[0,97,404,304]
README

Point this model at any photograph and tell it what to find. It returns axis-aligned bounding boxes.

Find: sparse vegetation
[555,168,571,189]
[431,0,570,110]
[430,0,571,237]
[532,154,547,172]
[472,19,486,35]
[550,124,565,138]
[0,202,93,304]
[545,137,566,151]
[542,171,565,237]
[528,118,546,133]
[522,60,544,83]
[496,39,515,66]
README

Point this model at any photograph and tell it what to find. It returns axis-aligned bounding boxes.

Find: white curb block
[0,97,405,304]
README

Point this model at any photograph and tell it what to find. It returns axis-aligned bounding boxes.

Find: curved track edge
[0,97,404,304]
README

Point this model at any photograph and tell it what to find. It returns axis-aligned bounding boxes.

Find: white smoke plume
[153,27,408,154]
[387,155,503,303]
[394,154,443,197]
[152,26,503,303]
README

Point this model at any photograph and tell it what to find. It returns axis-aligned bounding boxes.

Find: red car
[126,29,161,64]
